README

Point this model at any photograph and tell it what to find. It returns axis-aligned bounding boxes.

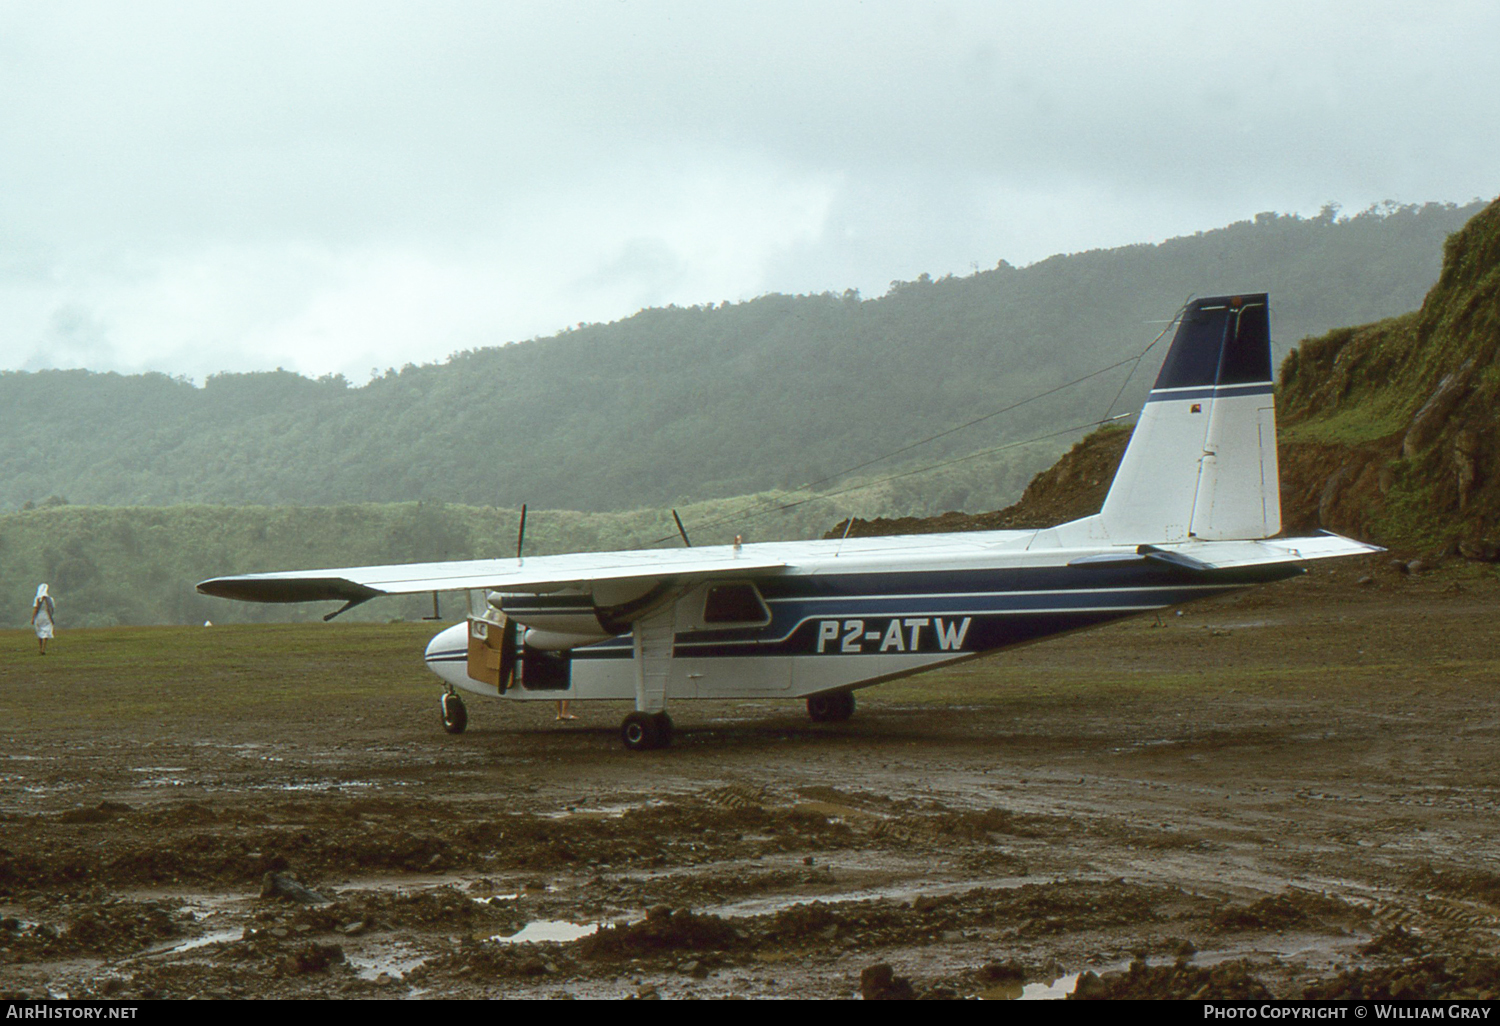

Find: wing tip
[195,576,383,605]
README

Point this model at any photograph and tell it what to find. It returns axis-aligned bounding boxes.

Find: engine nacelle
[486,580,662,651]
[522,627,613,651]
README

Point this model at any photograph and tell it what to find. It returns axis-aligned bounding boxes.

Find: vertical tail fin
[1075,294,1281,544]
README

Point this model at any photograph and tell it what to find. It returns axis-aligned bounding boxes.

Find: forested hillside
[1,201,1481,515]
[0,438,1063,628]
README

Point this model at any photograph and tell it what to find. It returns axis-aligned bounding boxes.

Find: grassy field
[0,623,439,730]
[7,560,1496,739]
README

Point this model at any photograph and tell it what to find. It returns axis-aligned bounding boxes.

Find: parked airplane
[198,294,1379,750]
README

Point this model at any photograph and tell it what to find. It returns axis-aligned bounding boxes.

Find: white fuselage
[422,527,1288,703]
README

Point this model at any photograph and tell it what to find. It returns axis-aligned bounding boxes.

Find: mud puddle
[134,929,244,958]
[491,920,607,944]
[706,874,1034,918]
[347,942,432,982]
[983,972,1085,1000]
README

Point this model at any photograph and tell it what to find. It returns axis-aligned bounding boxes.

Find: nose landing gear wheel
[440,691,468,734]
[807,690,855,723]
[621,711,673,751]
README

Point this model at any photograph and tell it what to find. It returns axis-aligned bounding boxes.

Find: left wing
[196,546,786,605]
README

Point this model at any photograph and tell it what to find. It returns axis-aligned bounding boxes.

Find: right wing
[196,546,786,606]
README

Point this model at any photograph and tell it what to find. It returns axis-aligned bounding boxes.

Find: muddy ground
[4,555,1500,1000]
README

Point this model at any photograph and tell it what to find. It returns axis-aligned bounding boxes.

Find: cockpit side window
[702,583,770,626]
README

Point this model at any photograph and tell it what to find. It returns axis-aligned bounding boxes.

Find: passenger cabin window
[702,583,770,626]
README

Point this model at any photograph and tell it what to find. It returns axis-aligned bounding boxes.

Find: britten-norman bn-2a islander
[198,294,1379,750]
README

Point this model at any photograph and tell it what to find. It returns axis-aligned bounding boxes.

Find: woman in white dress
[31,584,55,655]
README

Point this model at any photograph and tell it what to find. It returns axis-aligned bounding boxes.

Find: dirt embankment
[1274,192,1500,559]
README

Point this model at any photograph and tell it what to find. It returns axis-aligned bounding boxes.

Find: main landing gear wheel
[807,690,855,723]
[440,691,468,734]
[621,711,673,751]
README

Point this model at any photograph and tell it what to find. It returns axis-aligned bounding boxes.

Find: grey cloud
[23,303,114,371]
[0,1,1496,381]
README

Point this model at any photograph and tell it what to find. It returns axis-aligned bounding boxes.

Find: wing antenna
[672,509,692,548]
[516,503,528,562]
[834,514,856,557]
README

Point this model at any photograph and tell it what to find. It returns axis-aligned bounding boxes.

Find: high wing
[196,546,786,605]
[196,528,1376,608]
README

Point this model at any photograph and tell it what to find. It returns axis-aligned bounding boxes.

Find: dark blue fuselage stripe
[537,583,1229,656]
[565,592,1240,660]
[490,562,1288,604]
[439,562,1300,664]
[752,562,1294,599]
[565,607,1152,661]
[691,586,1225,645]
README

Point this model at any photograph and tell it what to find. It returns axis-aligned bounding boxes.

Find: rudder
[1092,294,1280,543]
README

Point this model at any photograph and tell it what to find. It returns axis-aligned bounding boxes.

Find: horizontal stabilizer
[1141,532,1382,570]
[1066,532,1381,573]
[197,546,787,604]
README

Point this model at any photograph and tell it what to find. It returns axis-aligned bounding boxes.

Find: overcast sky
[2,1,1496,383]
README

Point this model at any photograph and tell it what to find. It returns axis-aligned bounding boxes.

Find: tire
[441,692,468,734]
[808,691,855,723]
[653,711,674,749]
[621,711,661,751]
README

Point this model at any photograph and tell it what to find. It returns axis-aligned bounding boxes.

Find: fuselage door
[466,612,519,690]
